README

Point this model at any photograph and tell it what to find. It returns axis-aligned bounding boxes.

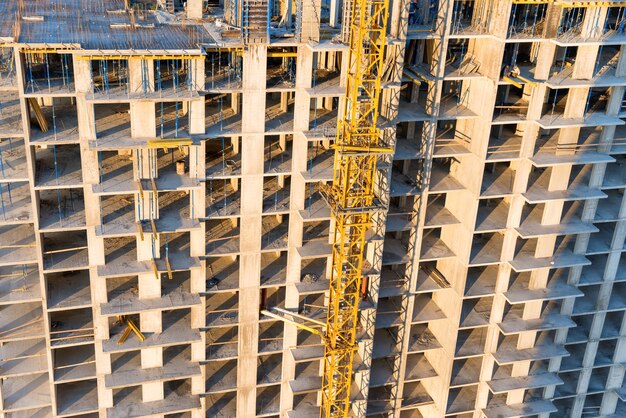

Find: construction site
[0,0,625,417]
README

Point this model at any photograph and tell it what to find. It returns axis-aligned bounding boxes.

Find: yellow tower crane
[318,0,390,416]
[262,0,390,416]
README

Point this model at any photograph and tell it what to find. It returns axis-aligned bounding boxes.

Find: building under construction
[0,0,626,417]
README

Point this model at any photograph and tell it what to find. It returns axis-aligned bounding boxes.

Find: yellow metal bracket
[117,316,145,344]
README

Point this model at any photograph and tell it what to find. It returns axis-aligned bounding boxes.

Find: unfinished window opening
[382,229,410,266]
[450,357,483,388]
[265,91,295,133]
[0,224,35,267]
[446,385,478,414]
[263,175,290,215]
[261,252,287,287]
[494,83,529,124]
[508,3,548,38]
[298,291,326,323]
[165,378,193,399]
[404,324,441,355]
[488,125,522,162]
[601,310,624,340]
[475,197,508,232]
[445,38,481,77]
[206,256,239,293]
[99,194,135,235]
[207,178,240,218]
[52,344,96,383]
[267,48,297,89]
[297,257,330,295]
[153,58,197,94]
[157,190,190,223]
[464,266,497,298]
[264,135,293,175]
[459,296,493,328]
[206,359,237,393]
[609,281,626,311]
[90,57,129,98]
[480,161,515,198]
[103,236,137,268]
[450,0,492,36]
[557,6,612,41]
[303,139,333,182]
[311,50,342,90]
[433,119,471,157]
[376,295,404,329]
[206,391,237,417]
[308,96,338,133]
[470,232,504,266]
[155,101,189,139]
[205,92,242,136]
[49,307,94,348]
[94,103,131,145]
[55,379,98,415]
[46,270,91,311]
[260,287,286,314]
[259,320,284,354]
[205,48,243,92]
[206,218,240,256]
[257,353,283,386]
[34,144,82,189]
[261,215,289,251]
[399,77,428,118]
[396,120,424,149]
[42,230,88,272]
[595,338,617,367]
[105,275,138,306]
[416,262,451,293]
[23,51,74,94]
[256,385,280,415]
[206,291,239,328]
[157,232,191,274]
[206,136,242,179]
[533,126,601,160]
[0,138,27,183]
[379,265,407,297]
[293,359,322,391]
[38,188,85,230]
[0,47,16,88]
[441,79,473,114]
[206,325,238,361]
[28,97,79,143]
[455,327,487,358]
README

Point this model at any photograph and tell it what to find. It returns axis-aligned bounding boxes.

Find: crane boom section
[320,0,390,417]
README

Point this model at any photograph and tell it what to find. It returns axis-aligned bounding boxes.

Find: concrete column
[236,45,267,417]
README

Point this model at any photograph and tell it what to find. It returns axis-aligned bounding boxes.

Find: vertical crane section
[320,0,390,416]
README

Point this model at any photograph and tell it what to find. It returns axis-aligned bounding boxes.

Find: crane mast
[320,0,390,416]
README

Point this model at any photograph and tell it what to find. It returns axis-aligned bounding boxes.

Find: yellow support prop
[151,259,159,280]
[136,180,144,200]
[117,327,132,345]
[147,138,192,148]
[165,257,173,280]
[267,51,298,58]
[136,222,144,241]
[503,76,523,88]
[150,219,158,239]
[126,319,145,341]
